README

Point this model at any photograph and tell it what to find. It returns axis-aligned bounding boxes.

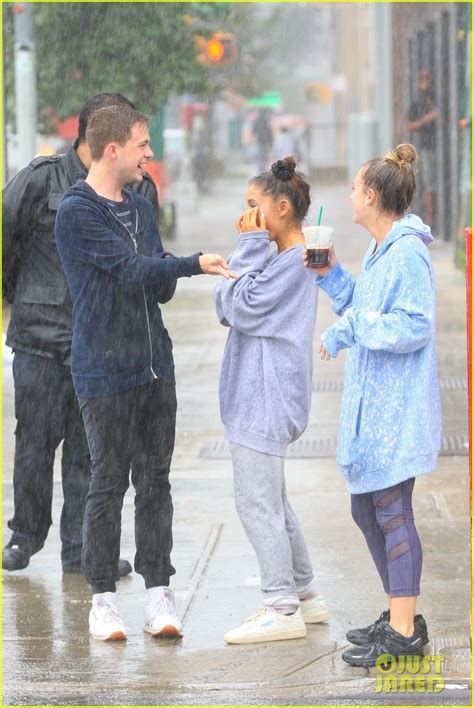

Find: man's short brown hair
[86,105,149,161]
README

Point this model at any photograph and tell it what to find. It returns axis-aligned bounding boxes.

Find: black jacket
[2,143,159,362]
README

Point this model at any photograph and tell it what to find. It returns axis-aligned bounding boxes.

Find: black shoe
[342,623,425,668]
[117,559,133,577]
[2,543,31,571]
[62,558,133,577]
[346,610,389,646]
[346,610,429,646]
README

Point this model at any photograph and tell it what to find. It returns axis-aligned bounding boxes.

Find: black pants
[79,378,177,594]
[8,351,91,568]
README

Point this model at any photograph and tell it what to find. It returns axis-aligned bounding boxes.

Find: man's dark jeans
[9,351,91,568]
[79,378,177,593]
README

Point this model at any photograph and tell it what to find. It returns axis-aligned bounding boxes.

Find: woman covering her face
[215,156,328,644]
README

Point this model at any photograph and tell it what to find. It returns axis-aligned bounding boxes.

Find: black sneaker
[2,542,31,571]
[62,558,133,577]
[342,622,425,668]
[117,559,133,577]
[346,610,429,646]
[346,610,389,646]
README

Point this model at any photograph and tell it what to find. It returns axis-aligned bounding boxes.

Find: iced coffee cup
[303,226,333,267]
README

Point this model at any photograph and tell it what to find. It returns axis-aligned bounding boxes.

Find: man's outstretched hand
[199,254,237,279]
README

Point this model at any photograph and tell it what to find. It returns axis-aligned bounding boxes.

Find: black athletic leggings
[351,478,422,597]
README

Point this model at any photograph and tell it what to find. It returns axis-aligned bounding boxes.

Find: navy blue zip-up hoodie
[55,180,202,398]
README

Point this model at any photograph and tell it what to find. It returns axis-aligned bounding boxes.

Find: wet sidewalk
[2,176,471,706]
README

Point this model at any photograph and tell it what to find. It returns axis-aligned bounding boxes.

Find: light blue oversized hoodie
[215,231,318,456]
[316,214,441,493]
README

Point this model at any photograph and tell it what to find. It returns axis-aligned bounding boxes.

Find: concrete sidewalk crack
[268,642,351,682]
[180,522,224,624]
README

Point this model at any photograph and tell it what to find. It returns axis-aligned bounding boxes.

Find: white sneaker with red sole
[89,593,127,641]
[144,587,183,638]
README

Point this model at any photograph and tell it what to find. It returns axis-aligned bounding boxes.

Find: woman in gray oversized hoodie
[214,157,328,645]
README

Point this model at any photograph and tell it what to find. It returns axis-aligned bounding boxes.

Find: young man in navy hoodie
[55,104,234,641]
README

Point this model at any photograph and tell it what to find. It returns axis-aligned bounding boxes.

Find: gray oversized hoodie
[215,230,318,456]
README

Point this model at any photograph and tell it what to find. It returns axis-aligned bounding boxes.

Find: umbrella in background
[271,114,310,130]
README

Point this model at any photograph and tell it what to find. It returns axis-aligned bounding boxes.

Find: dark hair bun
[271,156,296,182]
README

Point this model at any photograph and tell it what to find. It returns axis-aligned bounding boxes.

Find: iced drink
[303,226,333,268]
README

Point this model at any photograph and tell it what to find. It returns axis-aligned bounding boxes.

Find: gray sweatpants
[230,442,315,606]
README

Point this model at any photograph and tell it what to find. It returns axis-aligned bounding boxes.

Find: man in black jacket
[2,94,155,574]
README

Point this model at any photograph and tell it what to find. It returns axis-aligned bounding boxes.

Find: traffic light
[206,36,226,63]
[195,32,237,66]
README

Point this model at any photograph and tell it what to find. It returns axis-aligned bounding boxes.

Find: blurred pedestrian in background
[215,156,329,645]
[191,115,213,194]
[307,143,440,667]
[252,108,274,174]
[272,127,298,162]
[1,94,154,576]
[55,103,234,641]
[407,69,438,228]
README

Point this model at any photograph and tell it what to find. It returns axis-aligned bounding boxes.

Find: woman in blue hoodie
[215,157,329,644]
[309,144,441,667]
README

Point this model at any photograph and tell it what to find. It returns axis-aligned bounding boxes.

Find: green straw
[317,206,323,225]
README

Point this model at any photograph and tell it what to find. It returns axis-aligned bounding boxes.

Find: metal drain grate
[313,380,344,393]
[442,434,470,455]
[439,377,467,390]
[313,378,467,392]
[200,435,468,459]
[199,438,338,459]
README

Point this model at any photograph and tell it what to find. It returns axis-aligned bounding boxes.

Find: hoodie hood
[65,179,99,202]
[366,213,433,268]
[390,213,433,245]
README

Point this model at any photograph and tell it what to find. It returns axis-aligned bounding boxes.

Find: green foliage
[190,2,232,20]
[3,2,281,130]
[33,2,209,118]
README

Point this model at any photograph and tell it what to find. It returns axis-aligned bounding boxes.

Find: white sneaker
[144,588,183,637]
[224,606,307,644]
[89,595,127,641]
[300,594,329,624]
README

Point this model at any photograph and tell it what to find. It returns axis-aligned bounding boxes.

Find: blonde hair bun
[384,143,418,168]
